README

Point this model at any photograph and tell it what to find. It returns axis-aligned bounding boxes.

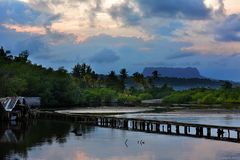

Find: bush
[117,93,140,104]
[82,88,117,106]
[164,92,192,104]
[137,93,153,100]
[199,94,217,104]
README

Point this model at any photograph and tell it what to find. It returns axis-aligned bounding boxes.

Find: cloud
[167,52,195,60]
[0,0,60,26]
[137,0,212,20]
[215,14,240,42]
[109,1,142,26]
[14,36,49,55]
[171,15,240,55]
[2,24,46,35]
[89,48,120,63]
[156,22,184,36]
[109,0,213,26]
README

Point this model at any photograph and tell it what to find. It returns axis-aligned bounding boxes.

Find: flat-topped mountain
[143,67,204,79]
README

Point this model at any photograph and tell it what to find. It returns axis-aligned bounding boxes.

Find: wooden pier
[36,111,240,143]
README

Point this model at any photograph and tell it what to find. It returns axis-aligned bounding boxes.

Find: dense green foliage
[163,83,240,104]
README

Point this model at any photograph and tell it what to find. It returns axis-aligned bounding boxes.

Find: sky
[0,0,240,81]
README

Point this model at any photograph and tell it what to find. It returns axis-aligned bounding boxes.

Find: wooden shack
[0,97,41,121]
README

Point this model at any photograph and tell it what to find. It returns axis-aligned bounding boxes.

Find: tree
[119,68,128,90]
[108,70,117,79]
[106,70,121,90]
[132,72,146,89]
[72,63,95,79]
[72,63,98,88]
[132,72,144,83]
[15,50,30,63]
[80,63,87,77]
[57,66,68,74]
[86,65,92,74]
[72,63,81,78]
[0,46,12,61]
[221,81,232,89]
[0,46,6,57]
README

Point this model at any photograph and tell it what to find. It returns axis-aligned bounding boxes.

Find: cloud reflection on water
[74,151,154,160]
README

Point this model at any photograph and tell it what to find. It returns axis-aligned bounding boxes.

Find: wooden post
[135,121,138,130]
[156,123,160,132]
[176,125,180,134]
[124,120,128,129]
[147,122,150,131]
[110,118,113,127]
[100,117,103,126]
[217,129,221,139]
[106,118,109,127]
[184,126,188,135]
[114,119,117,128]
[142,122,145,131]
[150,123,153,131]
[207,128,211,137]
[196,127,199,136]
[95,118,99,126]
[199,127,203,136]
[167,124,171,133]
[237,131,240,141]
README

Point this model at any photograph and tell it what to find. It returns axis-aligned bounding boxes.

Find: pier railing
[36,111,240,143]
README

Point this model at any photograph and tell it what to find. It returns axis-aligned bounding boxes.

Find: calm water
[115,112,240,127]
[1,113,240,160]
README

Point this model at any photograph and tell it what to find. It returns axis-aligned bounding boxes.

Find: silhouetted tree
[0,46,6,57]
[57,66,68,74]
[15,50,30,63]
[119,68,128,90]
[72,63,82,78]
[0,46,12,61]
[132,72,146,89]
[106,70,121,90]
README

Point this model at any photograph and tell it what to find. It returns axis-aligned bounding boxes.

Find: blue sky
[0,0,240,81]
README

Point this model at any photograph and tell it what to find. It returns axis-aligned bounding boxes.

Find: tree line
[0,46,173,107]
[1,46,235,107]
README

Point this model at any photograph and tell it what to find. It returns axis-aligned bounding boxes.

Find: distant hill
[143,67,204,79]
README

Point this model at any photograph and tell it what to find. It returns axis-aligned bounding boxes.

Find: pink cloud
[2,24,47,35]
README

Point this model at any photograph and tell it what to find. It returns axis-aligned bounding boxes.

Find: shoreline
[55,106,155,114]
[165,108,240,115]
[52,106,240,115]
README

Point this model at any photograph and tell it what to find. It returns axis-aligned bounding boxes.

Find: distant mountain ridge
[143,67,204,79]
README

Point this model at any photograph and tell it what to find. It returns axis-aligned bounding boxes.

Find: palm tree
[149,70,160,88]
[132,72,145,89]
[120,68,128,90]
[106,70,120,89]
[72,63,81,78]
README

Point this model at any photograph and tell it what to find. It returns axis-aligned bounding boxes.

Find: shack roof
[0,97,41,112]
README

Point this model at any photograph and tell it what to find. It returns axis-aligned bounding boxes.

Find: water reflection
[0,120,93,160]
[115,113,240,126]
[1,120,240,160]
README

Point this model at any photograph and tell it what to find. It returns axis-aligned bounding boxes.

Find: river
[1,109,240,160]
